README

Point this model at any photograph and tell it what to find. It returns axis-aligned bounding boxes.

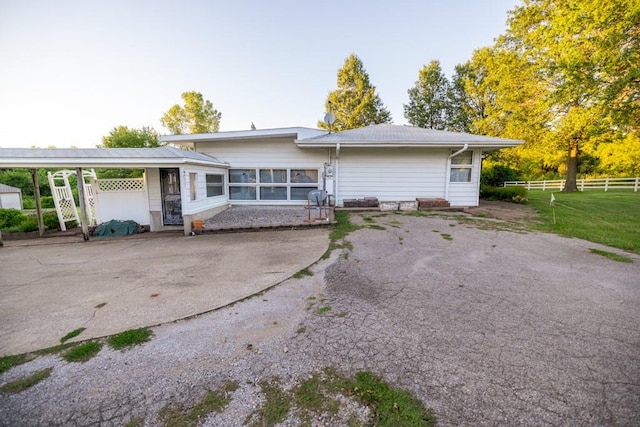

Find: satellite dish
[323,113,335,125]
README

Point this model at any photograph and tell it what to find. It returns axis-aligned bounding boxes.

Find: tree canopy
[161,91,222,135]
[318,54,391,131]
[457,0,640,186]
[404,60,450,130]
[99,126,161,148]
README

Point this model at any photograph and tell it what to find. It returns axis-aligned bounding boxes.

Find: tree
[318,54,391,131]
[99,126,161,148]
[161,91,222,134]
[403,60,450,130]
[445,64,474,133]
[498,0,640,190]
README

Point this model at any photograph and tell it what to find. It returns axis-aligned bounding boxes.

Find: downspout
[335,143,340,207]
[444,144,469,201]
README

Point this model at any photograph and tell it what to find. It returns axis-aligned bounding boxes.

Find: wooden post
[31,169,45,237]
[76,168,89,241]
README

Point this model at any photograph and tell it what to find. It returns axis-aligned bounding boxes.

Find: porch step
[416,198,451,210]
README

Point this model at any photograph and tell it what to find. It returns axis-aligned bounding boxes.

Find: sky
[0,0,520,148]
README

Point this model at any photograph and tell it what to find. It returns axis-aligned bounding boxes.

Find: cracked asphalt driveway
[295,213,640,426]
[1,212,639,426]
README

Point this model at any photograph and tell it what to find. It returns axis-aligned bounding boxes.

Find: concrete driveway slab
[0,229,329,355]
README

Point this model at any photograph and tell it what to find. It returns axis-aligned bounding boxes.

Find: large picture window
[450,151,473,183]
[206,174,224,197]
[229,168,320,201]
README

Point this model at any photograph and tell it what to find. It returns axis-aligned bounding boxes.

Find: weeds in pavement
[316,306,332,315]
[292,268,314,279]
[60,327,86,343]
[107,328,154,350]
[244,368,436,427]
[94,302,107,309]
[0,367,53,394]
[124,417,144,427]
[589,248,633,263]
[63,341,102,363]
[246,377,291,426]
[159,380,239,427]
[0,354,31,375]
[322,211,361,259]
[441,233,453,241]
[367,224,386,231]
[35,342,77,357]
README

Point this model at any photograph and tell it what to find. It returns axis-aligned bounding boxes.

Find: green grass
[60,327,86,343]
[316,306,332,315]
[62,341,102,362]
[246,378,291,427]
[589,248,634,263]
[0,354,31,375]
[292,268,314,279]
[159,381,239,427]
[527,191,640,254]
[322,211,361,259]
[35,342,77,356]
[0,367,53,394]
[107,328,154,350]
[344,371,436,427]
[440,233,453,241]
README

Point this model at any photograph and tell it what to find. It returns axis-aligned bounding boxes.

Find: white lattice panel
[97,179,145,192]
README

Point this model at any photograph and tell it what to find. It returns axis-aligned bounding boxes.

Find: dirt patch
[464,200,540,224]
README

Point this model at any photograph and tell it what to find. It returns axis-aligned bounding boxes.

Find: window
[450,150,473,183]
[189,173,197,201]
[206,174,224,197]
[228,168,320,201]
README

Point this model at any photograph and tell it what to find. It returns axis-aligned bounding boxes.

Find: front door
[160,168,183,225]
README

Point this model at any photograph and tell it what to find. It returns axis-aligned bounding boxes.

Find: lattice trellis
[48,169,97,231]
[97,178,145,192]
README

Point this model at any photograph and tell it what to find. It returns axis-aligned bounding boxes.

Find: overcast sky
[0,0,520,148]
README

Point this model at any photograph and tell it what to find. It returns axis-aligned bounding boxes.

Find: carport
[0,147,230,241]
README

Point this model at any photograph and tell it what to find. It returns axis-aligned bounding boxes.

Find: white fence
[504,177,640,192]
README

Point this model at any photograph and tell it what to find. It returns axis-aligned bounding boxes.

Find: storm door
[160,168,183,225]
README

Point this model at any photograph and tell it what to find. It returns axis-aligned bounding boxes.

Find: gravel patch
[1,212,638,426]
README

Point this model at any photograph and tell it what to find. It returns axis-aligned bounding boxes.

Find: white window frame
[228,168,320,201]
[449,150,473,183]
[206,174,225,198]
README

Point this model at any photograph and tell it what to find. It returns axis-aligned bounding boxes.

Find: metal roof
[0,183,21,193]
[160,127,326,145]
[296,124,524,148]
[0,146,229,168]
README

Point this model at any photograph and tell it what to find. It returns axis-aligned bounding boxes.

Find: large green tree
[318,54,391,131]
[99,126,161,148]
[460,0,639,187]
[161,91,222,134]
[404,60,450,130]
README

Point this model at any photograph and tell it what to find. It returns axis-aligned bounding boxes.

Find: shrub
[481,165,521,187]
[22,196,54,209]
[0,209,26,229]
[480,186,528,203]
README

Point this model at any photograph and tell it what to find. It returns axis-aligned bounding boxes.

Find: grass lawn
[526,190,640,254]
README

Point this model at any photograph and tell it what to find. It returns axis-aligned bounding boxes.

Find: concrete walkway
[0,229,329,355]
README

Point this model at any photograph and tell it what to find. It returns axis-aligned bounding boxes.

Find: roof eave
[0,158,229,169]
[295,140,524,148]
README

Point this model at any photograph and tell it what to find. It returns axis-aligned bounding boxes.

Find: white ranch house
[0,124,522,235]
[162,124,522,208]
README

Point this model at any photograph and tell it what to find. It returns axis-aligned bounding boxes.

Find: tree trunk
[563,143,579,192]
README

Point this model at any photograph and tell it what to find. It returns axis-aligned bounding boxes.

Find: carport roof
[0,146,229,168]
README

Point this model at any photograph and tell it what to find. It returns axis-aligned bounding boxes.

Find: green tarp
[93,220,139,237]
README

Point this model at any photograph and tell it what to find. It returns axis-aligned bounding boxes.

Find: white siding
[0,193,22,209]
[447,148,481,207]
[337,148,449,205]
[146,168,161,211]
[181,165,229,215]
[196,137,329,168]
